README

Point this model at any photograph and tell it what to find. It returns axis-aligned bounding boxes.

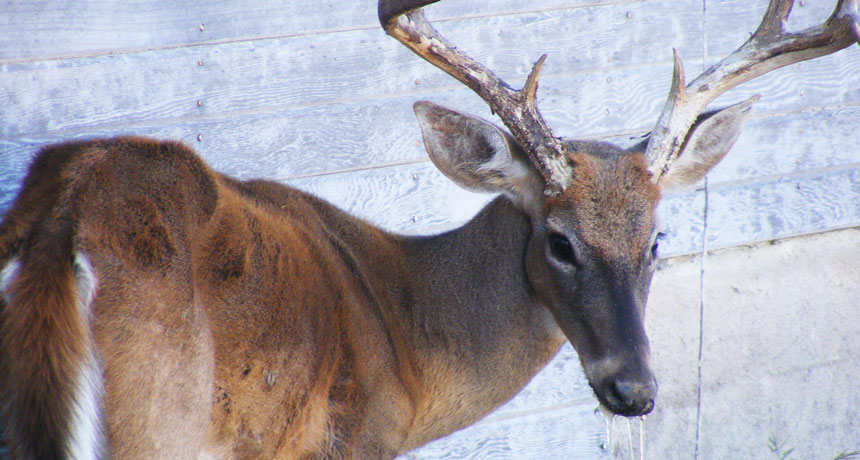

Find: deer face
[525,147,661,416]
[415,100,753,416]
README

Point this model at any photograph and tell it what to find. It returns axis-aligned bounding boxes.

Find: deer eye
[651,232,666,259]
[549,233,576,265]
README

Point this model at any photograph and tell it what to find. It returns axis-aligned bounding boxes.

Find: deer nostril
[611,379,657,415]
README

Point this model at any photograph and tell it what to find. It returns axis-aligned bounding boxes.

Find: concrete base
[638,227,860,459]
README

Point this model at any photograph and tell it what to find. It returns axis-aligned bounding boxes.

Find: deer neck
[394,196,566,447]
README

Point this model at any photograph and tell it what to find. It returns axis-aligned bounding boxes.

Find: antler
[647,0,860,183]
[379,0,573,195]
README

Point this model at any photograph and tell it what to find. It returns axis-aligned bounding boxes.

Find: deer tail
[1,219,105,460]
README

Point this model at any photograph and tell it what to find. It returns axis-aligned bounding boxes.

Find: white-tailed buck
[1,0,857,459]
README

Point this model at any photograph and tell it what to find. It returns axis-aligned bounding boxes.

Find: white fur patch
[67,254,105,460]
[74,254,98,316]
[1,257,21,302]
[478,149,544,214]
[68,351,105,460]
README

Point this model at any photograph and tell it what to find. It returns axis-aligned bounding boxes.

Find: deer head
[380,0,858,416]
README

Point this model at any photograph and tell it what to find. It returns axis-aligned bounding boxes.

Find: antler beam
[646,0,860,182]
[379,0,573,195]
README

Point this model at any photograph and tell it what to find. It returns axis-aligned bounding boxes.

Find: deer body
[0,137,590,459]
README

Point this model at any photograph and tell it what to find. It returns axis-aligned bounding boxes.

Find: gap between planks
[471,397,601,427]
[4,77,857,150]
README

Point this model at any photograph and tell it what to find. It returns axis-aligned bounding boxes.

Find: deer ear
[659,96,758,190]
[414,101,545,210]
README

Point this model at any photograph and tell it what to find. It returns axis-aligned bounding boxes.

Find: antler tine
[842,0,860,44]
[646,0,860,183]
[379,0,573,195]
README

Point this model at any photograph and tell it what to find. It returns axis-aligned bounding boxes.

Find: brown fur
[556,152,660,269]
[0,137,566,459]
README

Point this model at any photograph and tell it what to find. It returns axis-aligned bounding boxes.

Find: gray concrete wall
[644,227,860,460]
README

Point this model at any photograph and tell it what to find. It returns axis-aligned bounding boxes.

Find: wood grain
[4,45,857,161]
[2,1,710,138]
[1,0,627,63]
[404,403,608,460]
[709,106,860,184]
[3,55,858,180]
[706,0,840,53]
[707,168,860,249]
[4,103,858,257]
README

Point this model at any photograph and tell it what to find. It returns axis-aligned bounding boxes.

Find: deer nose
[610,378,657,416]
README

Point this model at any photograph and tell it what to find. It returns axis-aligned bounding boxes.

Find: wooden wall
[1,0,858,458]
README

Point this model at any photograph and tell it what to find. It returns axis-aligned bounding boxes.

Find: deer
[0,0,856,459]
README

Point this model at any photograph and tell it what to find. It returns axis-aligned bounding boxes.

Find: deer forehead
[548,152,660,262]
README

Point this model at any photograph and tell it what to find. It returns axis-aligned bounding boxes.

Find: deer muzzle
[577,279,657,417]
[593,360,657,417]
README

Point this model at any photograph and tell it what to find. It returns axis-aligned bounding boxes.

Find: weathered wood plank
[0,0,624,62]
[286,162,494,236]
[4,32,857,153]
[705,0,839,58]
[4,151,855,259]
[0,142,704,256]
[399,403,609,460]
[708,106,860,184]
[3,103,859,258]
[658,190,707,257]
[707,167,860,249]
[288,162,860,255]
[1,1,709,138]
[287,161,860,257]
[3,99,858,202]
[537,52,860,140]
[4,54,858,176]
